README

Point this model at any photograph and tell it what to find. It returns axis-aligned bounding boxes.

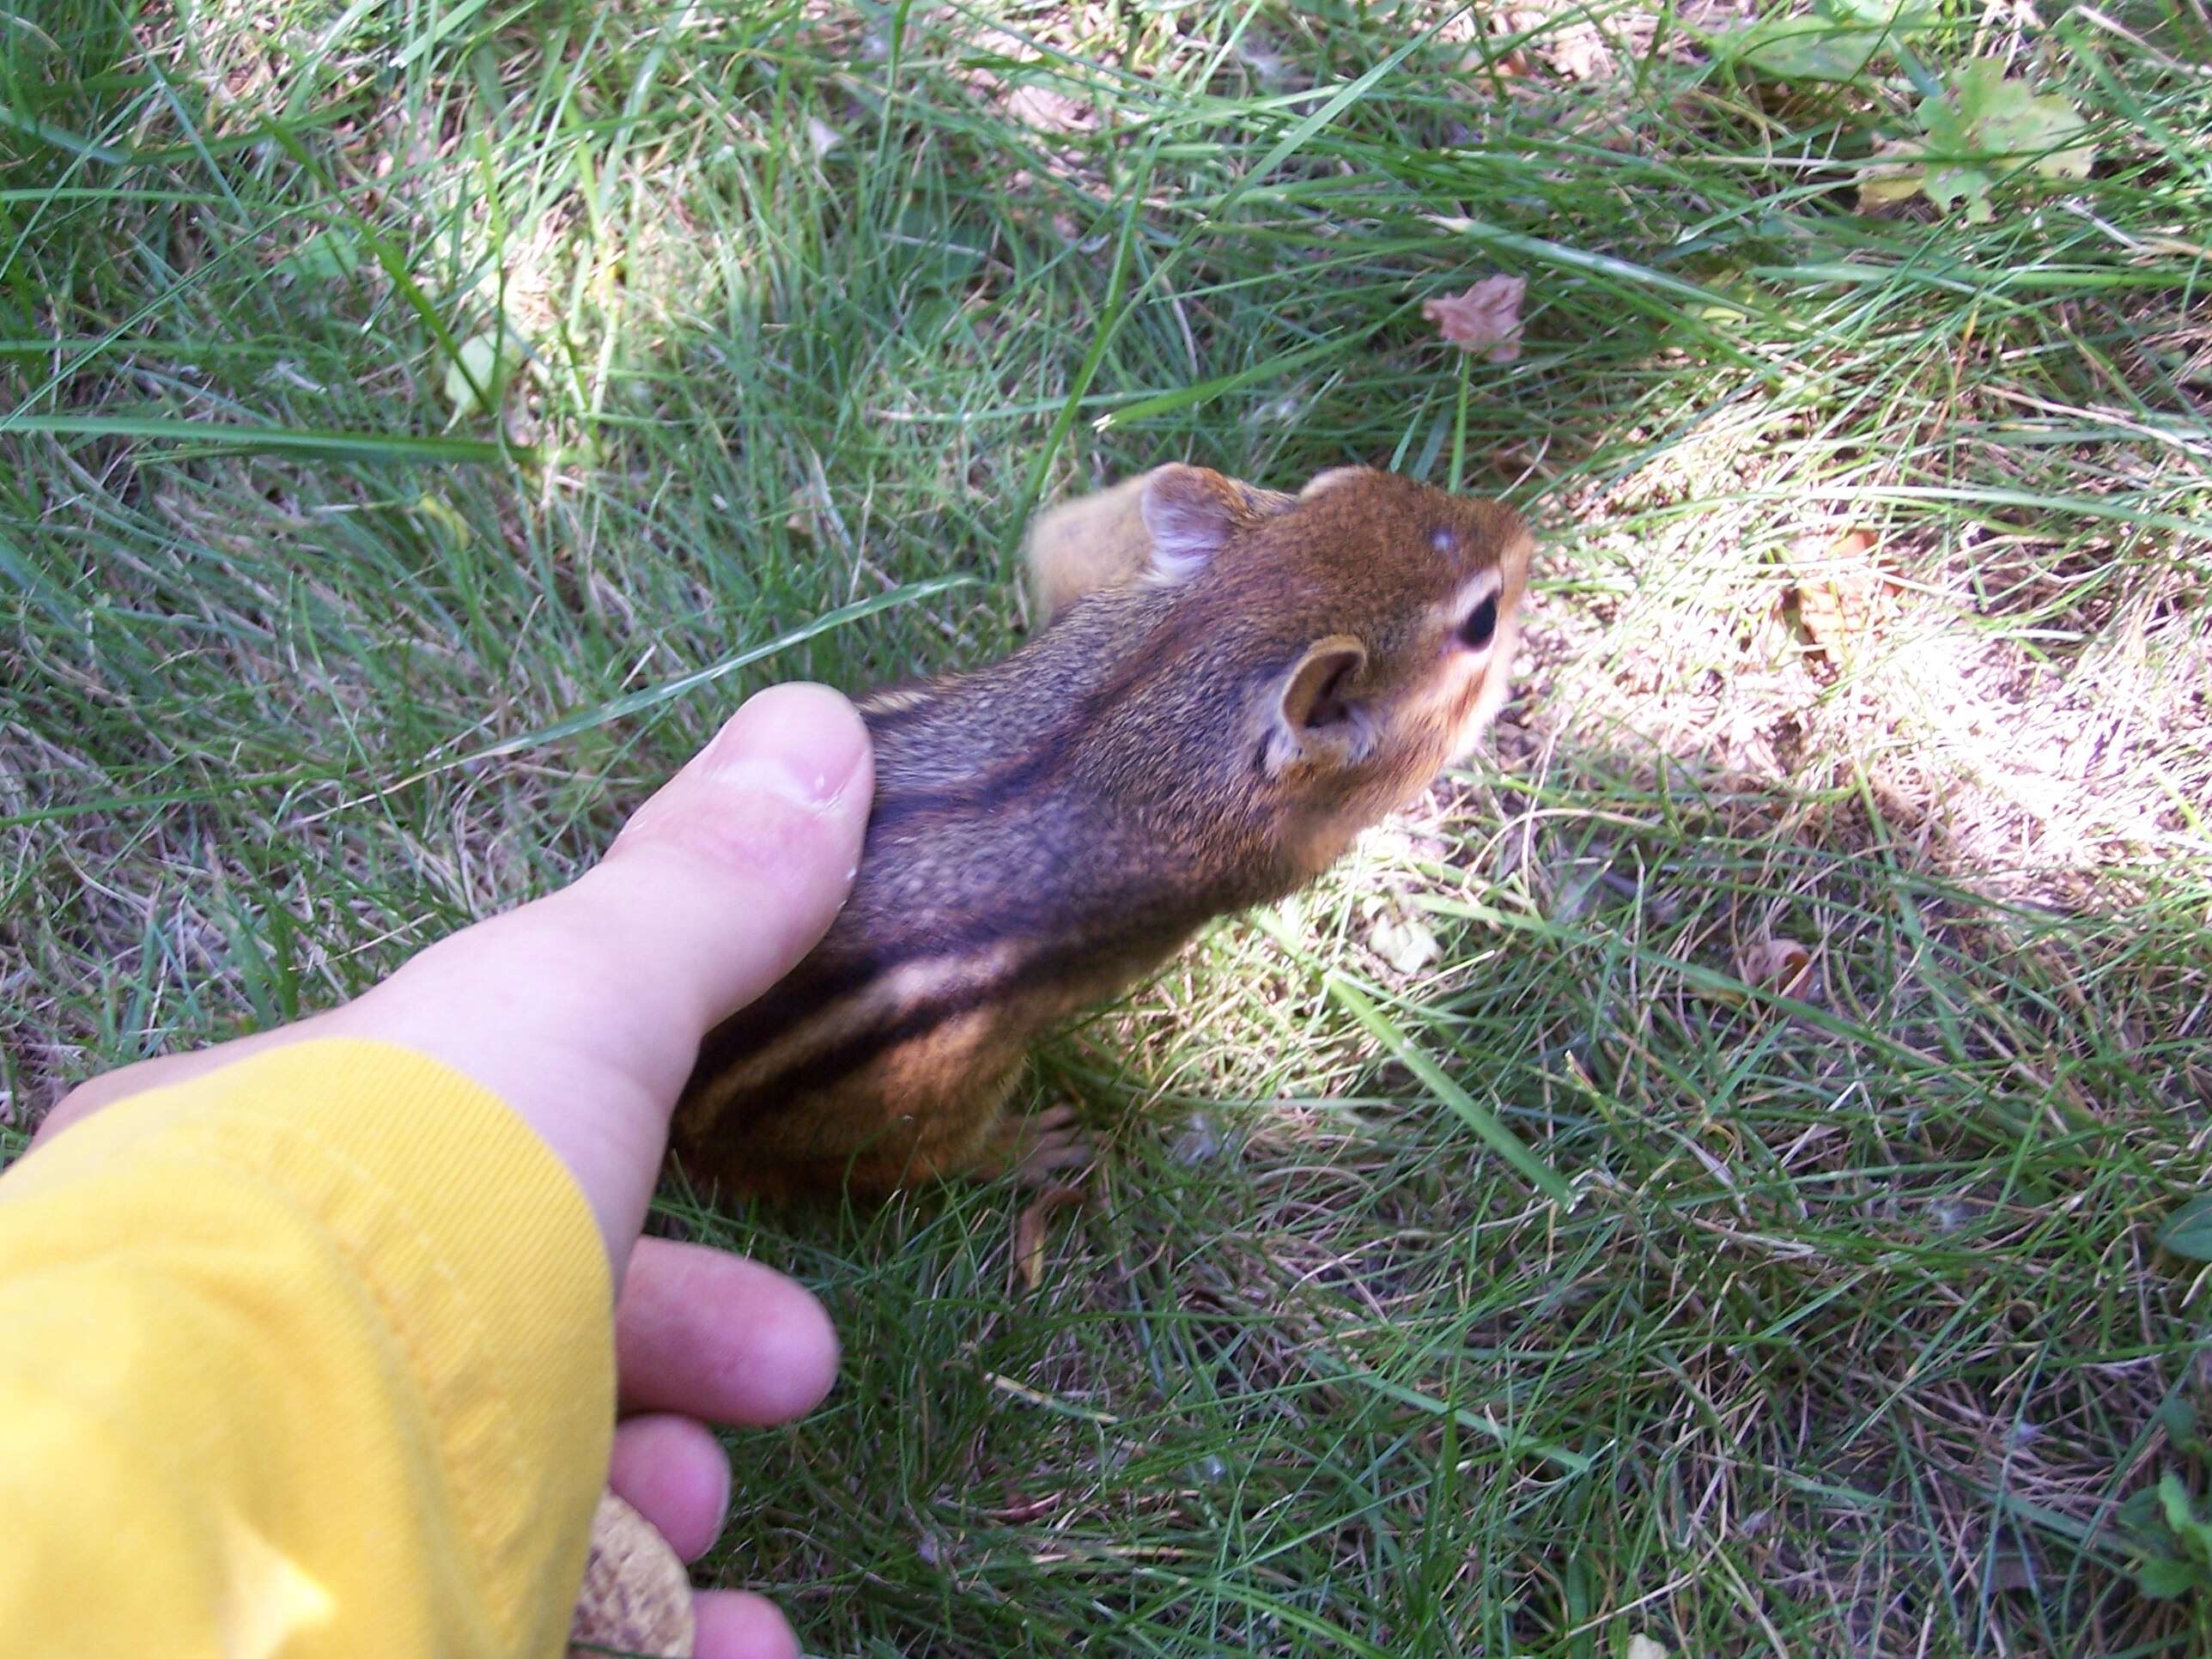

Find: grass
[4,0,2211,1651]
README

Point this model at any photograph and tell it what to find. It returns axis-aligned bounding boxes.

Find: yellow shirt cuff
[0,1037,616,1656]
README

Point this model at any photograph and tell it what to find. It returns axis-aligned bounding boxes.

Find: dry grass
[4,0,2211,1652]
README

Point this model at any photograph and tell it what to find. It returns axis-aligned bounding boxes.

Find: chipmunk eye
[1458,593,1498,650]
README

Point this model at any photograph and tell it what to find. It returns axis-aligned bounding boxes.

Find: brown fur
[672,465,1533,1199]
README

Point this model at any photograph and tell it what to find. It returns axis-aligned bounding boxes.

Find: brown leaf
[1014,1184,1086,1292]
[1692,936,1819,1009]
[570,1489,695,1659]
[1737,937,1815,1000]
[1422,274,1527,363]
[1005,84,1096,134]
[1824,526,1877,560]
[1787,526,1893,670]
[1451,45,1534,78]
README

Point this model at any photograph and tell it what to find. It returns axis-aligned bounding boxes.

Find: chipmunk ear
[1140,465,1249,585]
[1298,465,1374,499]
[1264,635,1372,774]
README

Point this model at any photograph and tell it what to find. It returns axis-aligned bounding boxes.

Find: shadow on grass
[5,2,2210,1653]
[649,713,2209,1654]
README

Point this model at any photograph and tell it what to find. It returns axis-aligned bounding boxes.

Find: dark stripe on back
[690,870,1209,1084]
[866,607,1210,833]
[688,951,888,1080]
[859,692,935,732]
[866,726,1076,833]
[687,599,1243,1115]
[732,916,1192,1121]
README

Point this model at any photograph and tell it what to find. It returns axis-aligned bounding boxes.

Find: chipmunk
[670,463,1532,1200]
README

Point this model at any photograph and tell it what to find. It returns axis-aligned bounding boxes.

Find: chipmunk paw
[988,1102,1093,1188]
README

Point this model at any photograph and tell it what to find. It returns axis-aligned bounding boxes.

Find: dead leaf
[984,1487,1063,1523]
[1005,83,1096,133]
[569,1489,694,1659]
[1370,910,1442,975]
[1738,937,1815,1000]
[1691,936,1819,1009]
[1454,45,1534,78]
[1786,526,1895,675]
[1422,274,1527,363]
[1014,1185,1085,1292]
[1795,579,1865,656]
[1985,1550,2039,1593]
[1543,23,1613,82]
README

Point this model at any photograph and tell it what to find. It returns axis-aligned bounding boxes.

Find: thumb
[325,679,873,1124]
[31,682,874,1276]
[320,680,873,1271]
[564,682,874,1056]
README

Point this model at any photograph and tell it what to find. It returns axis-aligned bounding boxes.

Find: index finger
[615,1237,839,1426]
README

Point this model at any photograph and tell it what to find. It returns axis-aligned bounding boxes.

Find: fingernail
[702,683,869,809]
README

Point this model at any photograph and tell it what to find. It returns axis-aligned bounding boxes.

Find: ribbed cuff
[11,1036,617,1655]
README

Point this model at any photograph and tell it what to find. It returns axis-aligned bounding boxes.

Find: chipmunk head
[1136,463,1532,864]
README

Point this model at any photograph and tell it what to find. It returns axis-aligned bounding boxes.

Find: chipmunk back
[672,464,1532,1199]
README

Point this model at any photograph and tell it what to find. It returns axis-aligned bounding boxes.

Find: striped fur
[671,467,1532,1200]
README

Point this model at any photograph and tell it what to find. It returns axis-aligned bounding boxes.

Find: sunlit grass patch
[5,0,2210,1651]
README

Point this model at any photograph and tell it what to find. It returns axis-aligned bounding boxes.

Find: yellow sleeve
[0,1037,616,1657]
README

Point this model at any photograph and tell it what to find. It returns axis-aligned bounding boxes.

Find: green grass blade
[437,575,980,767]
[4,414,522,463]
[1326,975,1578,1209]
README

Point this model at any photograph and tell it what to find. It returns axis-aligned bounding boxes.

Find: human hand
[33,682,875,1659]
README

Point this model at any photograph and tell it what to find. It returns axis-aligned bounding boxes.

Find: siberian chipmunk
[671,463,1532,1200]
